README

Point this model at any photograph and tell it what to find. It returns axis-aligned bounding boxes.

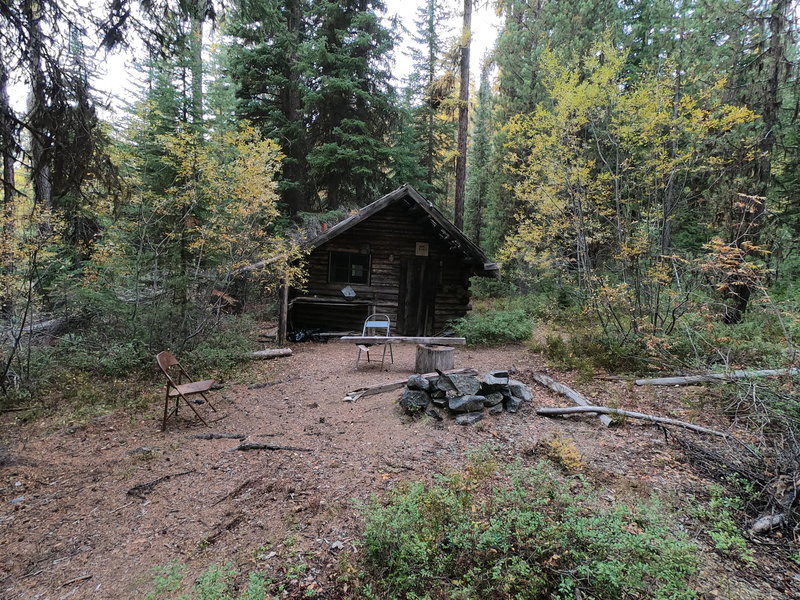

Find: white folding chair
[356,313,394,369]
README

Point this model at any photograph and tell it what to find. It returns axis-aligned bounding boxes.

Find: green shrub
[185,314,258,376]
[359,461,698,599]
[532,331,649,374]
[453,309,533,345]
[145,562,268,600]
[690,483,754,564]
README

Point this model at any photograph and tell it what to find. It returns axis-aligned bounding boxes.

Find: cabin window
[329,252,370,285]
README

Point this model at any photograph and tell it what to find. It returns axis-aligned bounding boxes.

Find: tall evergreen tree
[453,0,472,230]
[305,0,397,209]
[465,56,491,247]
[405,0,453,202]
[227,0,311,215]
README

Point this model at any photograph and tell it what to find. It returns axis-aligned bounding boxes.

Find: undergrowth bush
[689,482,755,565]
[358,460,698,599]
[453,309,533,345]
[145,561,268,600]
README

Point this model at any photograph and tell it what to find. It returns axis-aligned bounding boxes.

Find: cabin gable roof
[306,184,499,273]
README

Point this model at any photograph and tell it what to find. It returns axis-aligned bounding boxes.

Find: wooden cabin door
[397,257,438,336]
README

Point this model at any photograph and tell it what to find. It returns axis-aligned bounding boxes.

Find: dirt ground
[1,341,798,600]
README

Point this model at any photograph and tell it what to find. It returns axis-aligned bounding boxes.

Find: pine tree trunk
[725,0,787,324]
[190,1,204,127]
[283,0,307,215]
[24,0,52,218]
[0,51,15,321]
[454,0,472,230]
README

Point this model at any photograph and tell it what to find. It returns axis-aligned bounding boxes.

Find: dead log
[635,368,800,386]
[127,470,195,499]
[531,372,613,427]
[414,344,455,373]
[229,442,310,452]
[251,348,292,360]
[343,367,478,402]
[191,433,246,440]
[536,406,731,438]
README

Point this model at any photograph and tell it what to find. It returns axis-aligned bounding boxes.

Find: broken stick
[531,372,613,427]
[536,406,731,438]
[127,470,195,499]
[191,433,246,440]
[343,367,478,402]
[229,442,311,452]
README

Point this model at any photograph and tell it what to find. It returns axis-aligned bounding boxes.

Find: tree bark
[725,0,788,324]
[24,0,52,217]
[189,1,204,127]
[453,0,472,230]
[0,48,15,321]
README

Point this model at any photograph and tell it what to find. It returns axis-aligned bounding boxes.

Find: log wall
[289,201,476,334]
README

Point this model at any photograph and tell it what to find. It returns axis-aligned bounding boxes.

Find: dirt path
[1,342,797,599]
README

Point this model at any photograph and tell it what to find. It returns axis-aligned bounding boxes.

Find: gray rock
[425,407,443,421]
[483,392,504,407]
[445,374,481,396]
[407,374,431,392]
[448,395,486,413]
[488,404,504,415]
[483,370,510,391]
[400,389,430,414]
[505,395,522,413]
[455,411,485,426]
[433,376,455,393]
[508,379,533,402]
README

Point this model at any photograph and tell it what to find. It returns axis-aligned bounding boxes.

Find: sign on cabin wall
[415,242,429,257]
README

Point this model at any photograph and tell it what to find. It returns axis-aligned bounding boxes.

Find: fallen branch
[61,574,92,587]
[531,372,612,427]
[536,406,730,438]
[343,368,478,402]
[127,470,195,499]
[251,348,292,360]
[229,442,311,452]
[635,368,800,387]
[191,433,246,440]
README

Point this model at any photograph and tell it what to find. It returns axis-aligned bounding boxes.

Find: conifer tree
[465,57,491,247]
[227,0,311,215]
[305,0,397,209]
[406,0,453,202]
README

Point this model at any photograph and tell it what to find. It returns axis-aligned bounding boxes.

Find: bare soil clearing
[1,342,797,599]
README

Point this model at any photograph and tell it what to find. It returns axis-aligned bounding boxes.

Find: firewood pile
[399,370,533,425]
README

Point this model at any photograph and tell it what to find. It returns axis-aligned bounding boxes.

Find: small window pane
[329,252,370,284]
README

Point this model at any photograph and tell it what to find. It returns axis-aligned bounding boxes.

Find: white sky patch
[10,1,501,117]
[385,0,501,84]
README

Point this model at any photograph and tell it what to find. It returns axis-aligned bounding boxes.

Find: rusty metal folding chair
[156,351,217,431]
[356,313,394,369]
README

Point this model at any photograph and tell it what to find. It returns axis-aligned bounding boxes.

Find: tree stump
[415,345,454,373]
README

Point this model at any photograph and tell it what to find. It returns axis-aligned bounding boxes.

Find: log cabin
[284,184,499,338]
